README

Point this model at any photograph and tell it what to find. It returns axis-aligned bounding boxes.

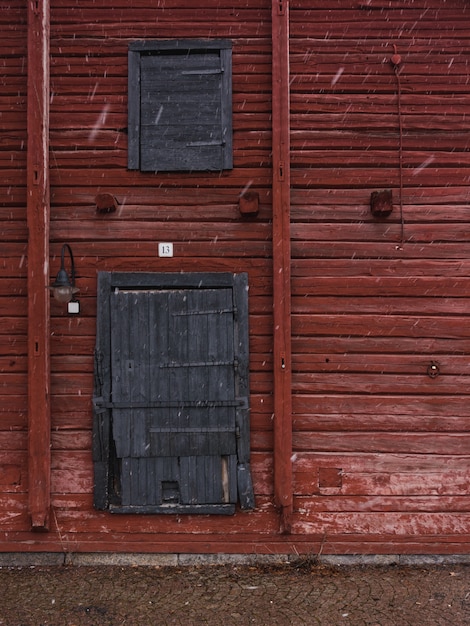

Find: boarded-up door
[93,272,254,514]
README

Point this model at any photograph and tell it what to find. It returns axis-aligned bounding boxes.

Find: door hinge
[92,396,106,414]
[94,399,247,410]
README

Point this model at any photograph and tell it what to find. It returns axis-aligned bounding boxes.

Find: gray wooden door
[109,286,242,513]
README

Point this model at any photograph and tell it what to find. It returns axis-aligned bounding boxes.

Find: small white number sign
[158,242,174,257]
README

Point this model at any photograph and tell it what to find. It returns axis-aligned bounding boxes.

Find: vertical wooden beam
[27,0,51,529]
[272,0,293,533]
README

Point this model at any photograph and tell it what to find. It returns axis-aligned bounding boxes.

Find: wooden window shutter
[128,40,232,172]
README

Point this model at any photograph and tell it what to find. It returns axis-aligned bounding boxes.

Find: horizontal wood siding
[46,0,277,549]
[290,0,470,547]
[3,0,470,555]
[0,0,28,531]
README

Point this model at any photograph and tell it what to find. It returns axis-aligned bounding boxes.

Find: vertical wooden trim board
[272,0,293,533]
[27,0,51,530]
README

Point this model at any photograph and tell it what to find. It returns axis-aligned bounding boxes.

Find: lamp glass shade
[50,268,79,303]
[52,285,75,303]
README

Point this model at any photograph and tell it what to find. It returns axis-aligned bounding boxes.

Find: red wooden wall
[1,0,29,530]
[289,0,470,552]
[2,0,470,555]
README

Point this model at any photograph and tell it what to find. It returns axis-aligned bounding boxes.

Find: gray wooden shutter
[128,40,232,172]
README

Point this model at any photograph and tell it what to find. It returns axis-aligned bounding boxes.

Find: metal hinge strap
[94,398,247,410]
[149,427,235,434]
[160,360,235,368]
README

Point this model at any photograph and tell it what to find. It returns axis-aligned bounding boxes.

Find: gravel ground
[1,562,470,625]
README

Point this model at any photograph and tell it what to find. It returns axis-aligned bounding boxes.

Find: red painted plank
[290,511,470,538]
[27,0,51,530]
[292,432,470,455]
[1,0,470,556]
[272,0,293,533]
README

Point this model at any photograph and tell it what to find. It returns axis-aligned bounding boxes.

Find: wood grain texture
[3,0,470,555]
[26,0,51,530]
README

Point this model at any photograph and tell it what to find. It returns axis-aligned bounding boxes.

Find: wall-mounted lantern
[49,243,80,314]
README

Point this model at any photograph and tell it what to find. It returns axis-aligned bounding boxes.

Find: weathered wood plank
[293,394,470,419]
[291,511,470,537]
[293,258,470,276]
[292,313,470,339]
[292,296,470,316]
[292,432,470,455]
[292,276,470,296]
[294,495,470,512]
[292,338,470,362]
[293,374,470,396]
[26,0,51,529]
[293,408,470,434]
